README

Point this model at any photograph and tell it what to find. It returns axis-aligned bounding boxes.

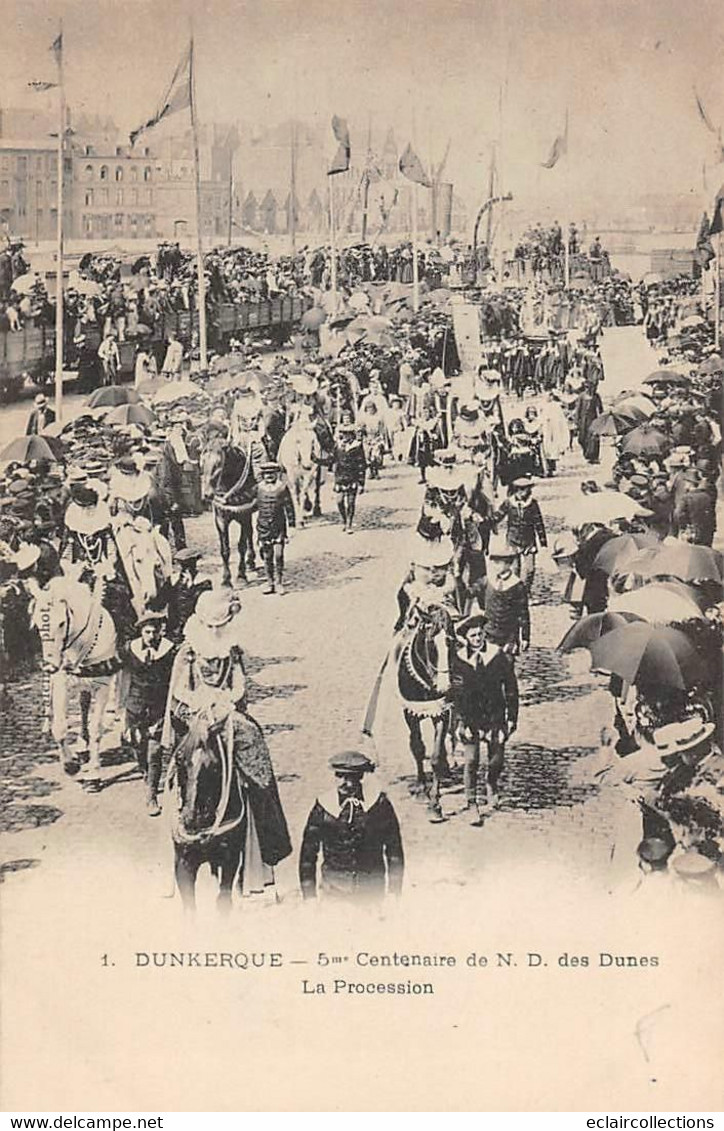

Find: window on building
[84,164,93,181]
[100,188,109,205]
[115,146,123,157]
[115,166,123,182]
[143,166,151,182]
[145,189,153,205]
[129,166,138,182]
[116,189,124,205]
[114,213,124,228]
[0,181,9,200]
[85,190,93,206]
[64,158,72,174]
[84,215,93,234]
[36,156,43,171]
[2,157,10,172]
[100,165,108,180]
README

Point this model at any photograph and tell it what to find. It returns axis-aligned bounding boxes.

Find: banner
[450,296,483,379]
[431,182,453,239]
[130,41,192,146]
[328,115,351,175]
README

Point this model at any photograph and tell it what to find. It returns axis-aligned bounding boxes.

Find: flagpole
[54,25,64,425]
[412,183,420,313]
[329,174,338,313]
[188,36,208,372]
[716,232,721,352]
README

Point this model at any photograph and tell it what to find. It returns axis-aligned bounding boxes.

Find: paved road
[1,326,666,915]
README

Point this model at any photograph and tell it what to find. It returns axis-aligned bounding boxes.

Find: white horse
[277,413,321,528]
[30,575,118,787]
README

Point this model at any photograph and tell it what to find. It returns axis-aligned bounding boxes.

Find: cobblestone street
[0,328,668,912]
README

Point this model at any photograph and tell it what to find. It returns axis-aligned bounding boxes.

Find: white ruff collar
[64,502,112,535]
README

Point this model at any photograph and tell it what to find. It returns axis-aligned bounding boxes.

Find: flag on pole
[328,115,351,175]
[50,32,63,63]
[694,88,717,134]
[28,80,58,92]
[541,115,568,169]
[130,42,192,146]
[399,142,431,187]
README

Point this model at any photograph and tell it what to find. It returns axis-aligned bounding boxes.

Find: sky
[1,0,723,215]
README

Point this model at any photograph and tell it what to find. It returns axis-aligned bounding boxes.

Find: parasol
[612,392,657,417]
[679,314,704,329]
[557,610,644,653]
[697,355,723,376]
[608,582,705,625]
[621,542,724,585]
[152,380,202,404]
[620,425,669,457]
[591,533,660,575]
[642,369,689,386]
[589,409,644,437]
[10,273,41,295]
[301,306,327,330]
[588,623,706,690]
[567,490,651,528]
[87,386,141,409]
[105,403,156,427]
[0,434,64,463]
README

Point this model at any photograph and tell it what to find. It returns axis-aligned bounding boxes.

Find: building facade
[71,144,156,241]
[0,140,72,243]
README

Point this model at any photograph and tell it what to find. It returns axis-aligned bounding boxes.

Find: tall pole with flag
[327,115,351,314]
[129,40,198,365]
[399,142,431,313]
[540,110,569,288]
[711,190,723,350]
[53,29,64,424]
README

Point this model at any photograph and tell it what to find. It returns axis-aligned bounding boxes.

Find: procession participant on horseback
[201,422,259,589]
[331,418,366,534]
[18,541,121,787]
[255,462,296,596]
[388,535,459,822]
[108,458,174,617]
[124,611,176,816]
[161,589,292,910]
[451,612,519,822]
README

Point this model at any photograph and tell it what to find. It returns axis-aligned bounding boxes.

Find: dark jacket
[299,792,404,900]
[505,498,547,552]
[255,480,295,541]
[333,439,366,488]
[452,646,519,734]
[481,579,530,648]
[125,639,176,727]
[674,488,716,546]
[25,406,56,436]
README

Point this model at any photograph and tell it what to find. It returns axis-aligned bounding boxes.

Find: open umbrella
[642,369,689,386]
[591,533,660,575]
[588,623,705,690]
[152,380,202,404]
[621,425,669,457]
[623,542,724,585]
[567,490,651,528]
[87,386,141,409]
[697,355,723,376]
[301,306,327,330]
[680,314,704,329]
[105,403,156,427]
[589,409,644,437]
[10,273,41,295]
[608,582,705,625]
[557,610,643,653]
[0,434,63,463]
[612,397,656,422]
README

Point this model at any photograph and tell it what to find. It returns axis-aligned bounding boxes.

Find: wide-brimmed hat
[13,542,41,573]
[457,402,481,425]
[487,533,519,559]
[652,717,714,758]
[509,477,534,492]
[175,548,203,566]
[328,750,376,774]
[671,852,717,881]
[136,610,166,630]
[109,461,152,502]
[433,448,458,467]
[410,535,454,568]
[184,589,243,658]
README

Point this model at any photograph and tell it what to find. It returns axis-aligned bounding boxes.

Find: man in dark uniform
[332,420,367,533]
[124,612,176,815]
[166,548,211,644]
[25,394,55,436]
[255,461,296,594]
[501,478,548,595]
[299,751,404,902]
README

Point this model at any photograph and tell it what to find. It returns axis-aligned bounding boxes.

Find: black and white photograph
[0,0,723,1114]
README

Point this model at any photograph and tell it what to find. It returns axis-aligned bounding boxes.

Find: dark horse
[168,720,246,911]
[201,439,258,587]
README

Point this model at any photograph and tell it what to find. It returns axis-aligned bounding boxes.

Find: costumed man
[331,420,366,533]
[299,751,404,903]
[477,535,530,655]
[161,590,292,904]
[152,416,193,550]
[501,477,548,596]
[108,458,174,617]
[255,461,296,595]
[161,331,183,380]
[25,393,55,436]
[576,378,604,464]
[452,612,519,821]
[540,390,571,476]
[124,611,176,815]
[410,402,445,483]
[167,548,212,644]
